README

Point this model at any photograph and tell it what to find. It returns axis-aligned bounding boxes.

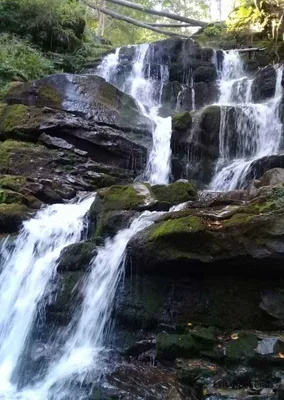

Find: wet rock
[6,74,152,133]
[194,65,217,83]
[225,333,258,361]
[252,66,277,102]
[0,203,30,233]
[260,291,284,320]
[246,155,284,183]
[194,82,219,109]
[57,241,97,272]
[38,133,74,151]
[127,189,284,275]
[257,169,284,188]
[175,358,221,385]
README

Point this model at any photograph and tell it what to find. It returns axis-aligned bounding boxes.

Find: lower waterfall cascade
[0,207,160,399]
[210,51,283,191]
[0,196,95,398]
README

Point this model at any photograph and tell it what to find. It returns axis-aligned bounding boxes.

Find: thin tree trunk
[101,0,208,27]
[84,1,192,38]
[96,0,105,36]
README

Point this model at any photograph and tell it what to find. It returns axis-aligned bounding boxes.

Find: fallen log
[84,1,191,38]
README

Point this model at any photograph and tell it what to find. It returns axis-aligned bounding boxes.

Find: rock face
[0,72,156,232]
[251,65,277,102]
[117,38,219,116]
[127,189,284,274]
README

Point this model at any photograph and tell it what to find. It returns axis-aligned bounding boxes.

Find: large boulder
[171,105,221,185]
[5,74,152,133]
[89,181,197,239]
[251,65,277,102]
[127,188,284,275]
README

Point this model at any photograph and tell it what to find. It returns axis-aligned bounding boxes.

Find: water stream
[97,44,172,185]
[0,195,94,398]
[0,209,160,399]
[210,51,283,191]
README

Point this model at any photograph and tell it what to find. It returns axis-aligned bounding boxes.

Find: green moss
[149,216,203,241]
[156,332,212,361]
[0,203,29,233]
[172,111,192,131]
[2,104,27,132]
[0,175,27,192]
[225,333,258,361]
[0,189,23,205]
[58,241,96,272]
[150,181,197,205]
[38,85,62,107]
[223,213,254,227]
[98,185,146,212]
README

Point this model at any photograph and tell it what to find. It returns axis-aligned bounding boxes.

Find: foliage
[0,0,86,53]
[0,34,55,98]
[227,0,284,41]
[203,24,223,36]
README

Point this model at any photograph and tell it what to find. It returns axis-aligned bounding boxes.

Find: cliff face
[0,36,284,399]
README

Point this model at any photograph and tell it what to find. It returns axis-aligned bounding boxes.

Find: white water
[12,211,161,400]
[0,196,94,397]
[97,44,172,185]
[210,51,283,191]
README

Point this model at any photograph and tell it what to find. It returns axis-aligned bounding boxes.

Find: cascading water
[0,195,94,398]
[9,211,161,400]
[210,51,283,192]
[97,45,172,185]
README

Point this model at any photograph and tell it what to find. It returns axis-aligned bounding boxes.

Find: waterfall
[0,195,94,397]
[10,211,161,400]
[210,51,283,191]
[97,45,172,185]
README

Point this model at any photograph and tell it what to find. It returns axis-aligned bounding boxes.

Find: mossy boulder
[6,74,153,133]
[149,181,197,207]
[89,182,197,239]
[57,241,97,272]
[172,112,192,132]
[156,332,213,361]
[225,333,258,361]
[0,203,30,233]
[127,191,284,275]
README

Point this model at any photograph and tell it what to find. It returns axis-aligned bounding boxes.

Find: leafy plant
[0,33,55,96]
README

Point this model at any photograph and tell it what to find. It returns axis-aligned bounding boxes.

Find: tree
[227,0,284,41]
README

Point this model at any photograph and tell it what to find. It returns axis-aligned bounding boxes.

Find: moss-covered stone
[150,181,197,206]
[57,241,97,272]
[156,332,213,361]
[95,184,147,213]
[149,215,203,241]
[0,203,29,233]
[172,112,192,132]
[0,175,27,192]
[38,85,62,108]
[0,104,45,140]
[225,333,258,361]
[127,189,284,274]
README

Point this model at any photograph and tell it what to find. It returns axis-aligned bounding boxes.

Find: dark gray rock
[251,65,277,102]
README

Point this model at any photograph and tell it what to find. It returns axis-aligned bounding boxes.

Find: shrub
[0,0,86,53]
[0,34,55,97]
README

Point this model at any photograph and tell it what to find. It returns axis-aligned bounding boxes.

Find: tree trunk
[84,1,192,38]
[101,0,208,27]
